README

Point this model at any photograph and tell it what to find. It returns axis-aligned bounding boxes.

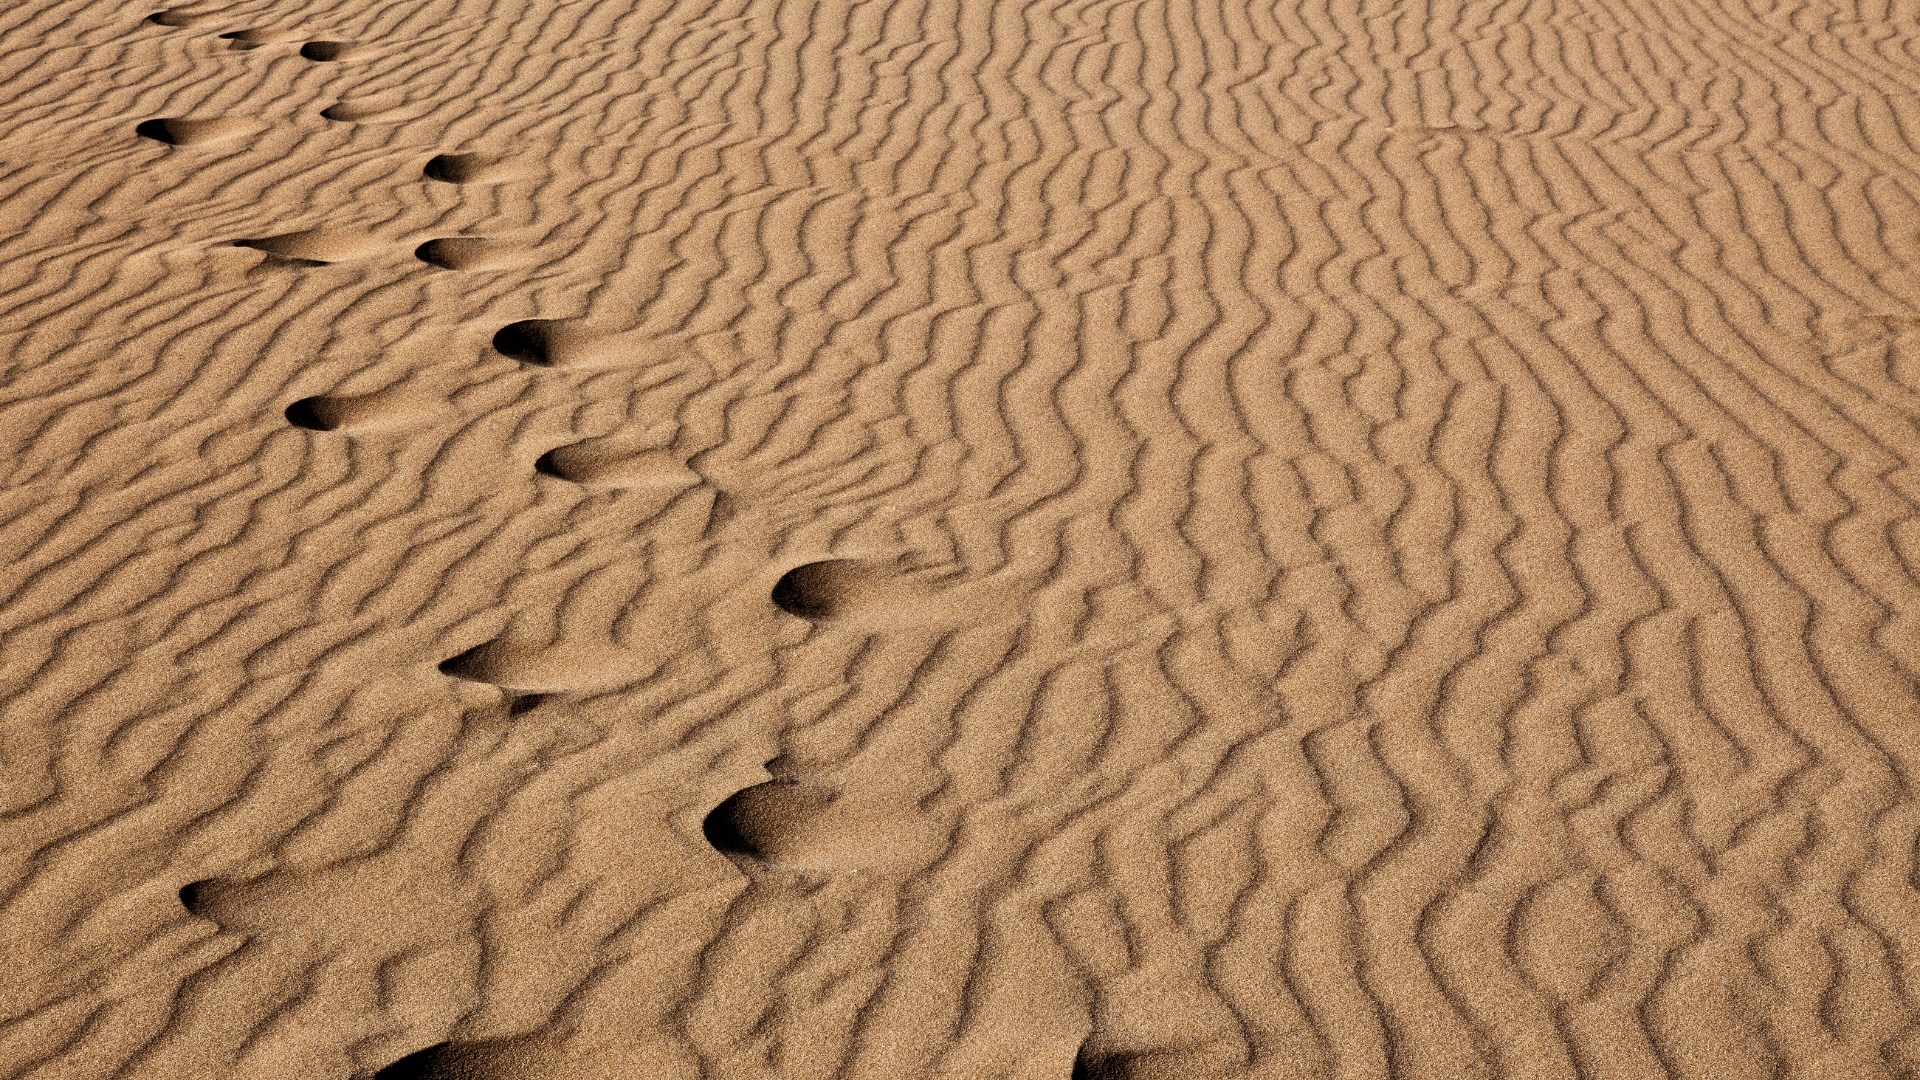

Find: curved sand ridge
[3,0,1920,1076]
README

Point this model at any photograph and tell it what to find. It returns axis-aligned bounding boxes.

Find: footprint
[370,1035,562,1080]
[768,559,998,624]
[702,775,943,874]
[438,640,527,687]
[533,442,698,492]
[163,863,481,961]
[370,1042,496,1080]
[491,324,704,370]
[414,238,521,272]
[174,876,256,925]
[232,229,384,265]
[371,1043,450,1080]
[283,387,445,433]
[491,320,650,369]
[702,780,831,862]
[322,96,407,122]
[146,9,220,26]
[491,320,567,365]
[135,117,264,146]
[300,40,362,61]
[505,692,551,717]
[437,634,679,692]
[422,153,520,185]
[769,561,878,621]
[1072,1044,1241,1080]
[219,27,303,50]
[769,559,1033,628]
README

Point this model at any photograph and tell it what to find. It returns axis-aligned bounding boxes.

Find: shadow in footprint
[506,693,550,717]
[703,775,943,874]
[491,320,573,366]
[438,636,668,693]
[423,153,518,185]
[770,558,1031,629]
[490,322,690,370]
[703,781,836,863]
[534,442,698,491]
[370,1043,455,1080]
[323,97,405,122]
[1073,1053,1115,1080]
[700,796,756,858]
[175,877,258,925]
[136,117,263,146]
[770,561,871,621]
[234,229,382,265]
[284,399,331,431]
[300,40,359,60]
[415,238,517,272]
[1071,1042,1243,1080]
[438,642,507,685]
[286,393,425,434]
[369,1036,556,1080]
[219,27,303,49]
[285,382,450,433]
[147,9,218,26]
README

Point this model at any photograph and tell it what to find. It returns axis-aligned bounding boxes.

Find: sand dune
[2,0,1919,1076]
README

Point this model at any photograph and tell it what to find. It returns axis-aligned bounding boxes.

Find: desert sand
[3,0,1920,1076]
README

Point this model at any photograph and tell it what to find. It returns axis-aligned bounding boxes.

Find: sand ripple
[3,0,1920,1076]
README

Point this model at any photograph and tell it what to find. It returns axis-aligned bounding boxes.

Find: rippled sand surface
[5,0,1920,1076]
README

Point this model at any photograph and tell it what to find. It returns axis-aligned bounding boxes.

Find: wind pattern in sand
[3,0,1920,1075]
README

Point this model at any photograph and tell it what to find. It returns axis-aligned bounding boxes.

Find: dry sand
[3,0,1920,1076]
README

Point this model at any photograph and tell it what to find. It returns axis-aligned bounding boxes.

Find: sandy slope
[2,0,1920,1075]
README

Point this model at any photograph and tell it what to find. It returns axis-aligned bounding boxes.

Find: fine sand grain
[4,0,1920,1076]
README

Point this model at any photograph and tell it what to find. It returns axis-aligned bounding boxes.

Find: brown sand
[3,0,1920,1076]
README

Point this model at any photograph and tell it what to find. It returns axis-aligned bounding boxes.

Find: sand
[2,0,1919,1076]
